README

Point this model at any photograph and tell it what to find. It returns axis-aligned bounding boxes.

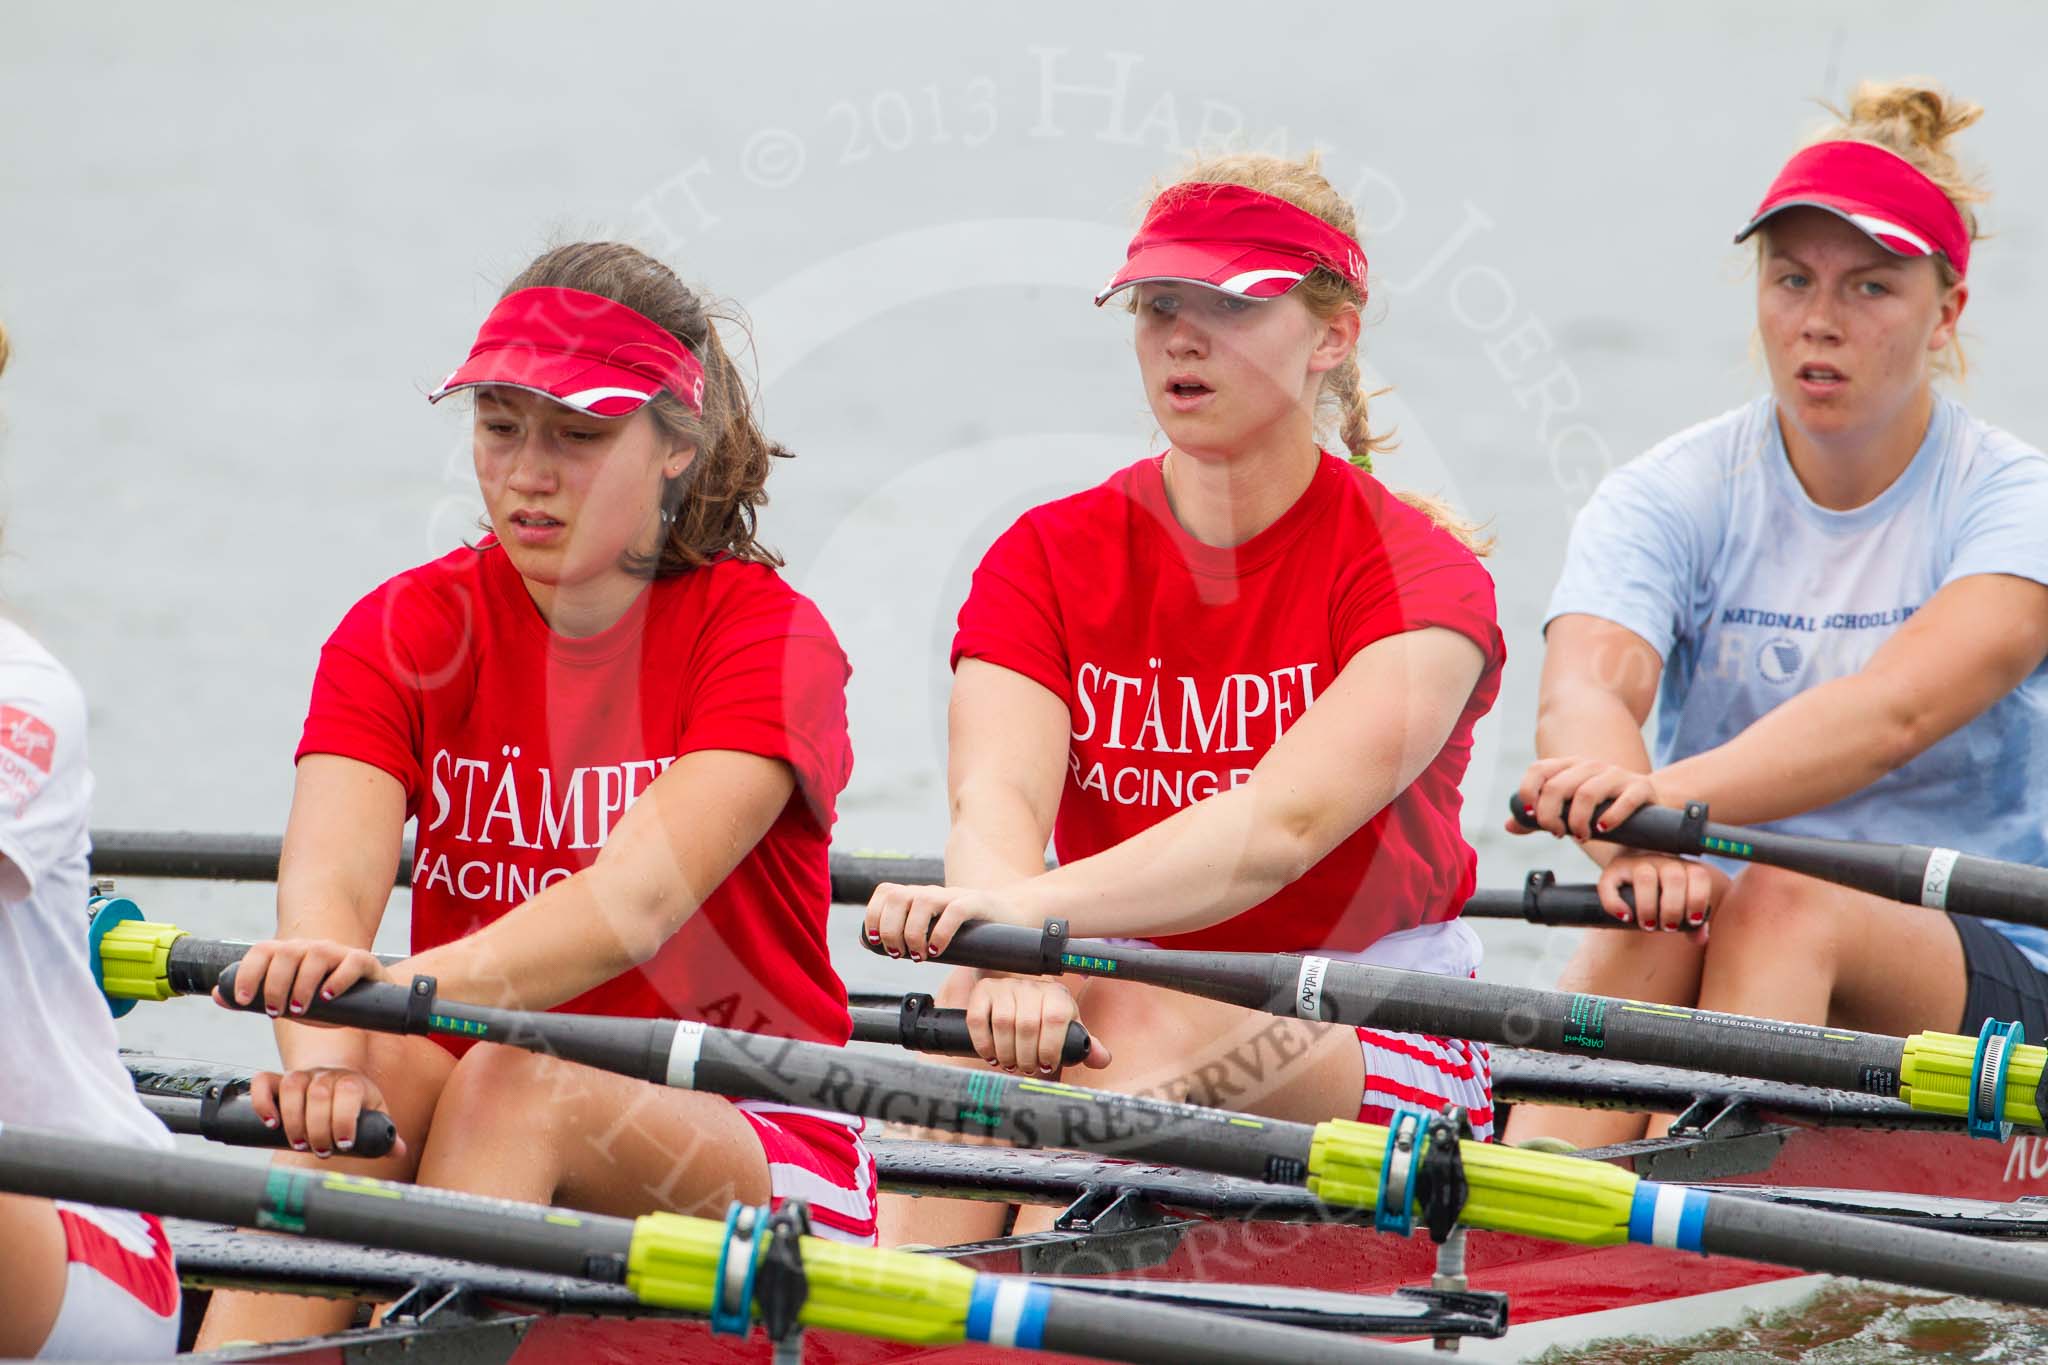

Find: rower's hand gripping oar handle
[856,924,1093,1062]
[1510,789,2048,934]
[215,963,441,1036]
[861,994,1091,1067]
[192,1077,399,1158]
[1462,870,1635,924]
[859,917,1073,975]
[1508,792,1712,854]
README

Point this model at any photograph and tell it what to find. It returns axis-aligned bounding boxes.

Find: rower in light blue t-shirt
[1547,391,2048,968]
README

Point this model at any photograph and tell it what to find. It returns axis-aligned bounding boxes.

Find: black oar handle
[215,964,440,1036]
[1507,792,2048,928]
[171,937,403,997]
[1463,871,1633,925]
[849,995,1091,1065]
[860,919,1067,974]
[202,1083,397,1157]
[1507,792,1705,850]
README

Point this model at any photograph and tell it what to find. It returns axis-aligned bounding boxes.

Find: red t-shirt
[298,539,854,1045]
[952,452,1502,953]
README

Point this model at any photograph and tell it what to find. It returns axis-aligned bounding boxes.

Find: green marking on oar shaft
[1703,835,1754,856]
[960,1072,1005,1130]
[1564,994,1608,1051]
[258,1167,310,1233]
[431,1015,488,1036]
[1061,952,1119,972]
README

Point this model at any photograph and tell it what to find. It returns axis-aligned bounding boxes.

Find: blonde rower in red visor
[1506,84,2048,1149]
[868,155,1502,1246]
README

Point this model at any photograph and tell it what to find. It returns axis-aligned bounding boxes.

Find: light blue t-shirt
[1548,392,2048,969]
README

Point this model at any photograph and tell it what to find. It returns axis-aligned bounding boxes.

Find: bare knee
[1711,866,1840,948]
[431,1044,582,1142]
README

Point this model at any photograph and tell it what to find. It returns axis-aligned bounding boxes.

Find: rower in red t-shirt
[867,157,1504,1246]
[199,245,871,1350]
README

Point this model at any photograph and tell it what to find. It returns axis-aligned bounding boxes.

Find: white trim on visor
[1214,268,1306,293]
[426,379,655,413]
[1093,271,1306,306]
[557,385,657,409]
[1737,201,1937,258]
[1846,212,1933,255]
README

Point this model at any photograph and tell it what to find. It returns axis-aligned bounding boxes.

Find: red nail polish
[320,988,334,1001]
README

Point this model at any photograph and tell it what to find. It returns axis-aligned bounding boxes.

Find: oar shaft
[1508,796,2048,930]
[1037,1296,1414,1365]
[209,965,1316,1186]
[1690,1186,2048,1307]
[924,923,1916,1109]
[183,964,2048,1310]
[0,1121,627,1277]
[0,1122,1419,1365]
[164,941,1088,1066]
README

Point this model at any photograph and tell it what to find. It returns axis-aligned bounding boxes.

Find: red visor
[430,286,706,417]
[1095,183,1369,306]
[1734,140,1970,278]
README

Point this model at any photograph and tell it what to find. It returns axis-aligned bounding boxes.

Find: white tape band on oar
[665,1021,706,1089]
[1921,848,1959,909]
[1628,1182,1707,1253]
[966,1278,1050,1349]
[1295,956,1330,1020]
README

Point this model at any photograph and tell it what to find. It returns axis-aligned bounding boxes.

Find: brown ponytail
[502,242,791,574]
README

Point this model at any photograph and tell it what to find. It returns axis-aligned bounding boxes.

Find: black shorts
[1951,912,2048,1041]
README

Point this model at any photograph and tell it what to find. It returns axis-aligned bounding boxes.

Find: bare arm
[1023,627,1483,937]
[873,627,1485,954]
[236,749,797,1016]
[943,658,1069,889]
[1653,573,2048,823]
[267,755,408,1070]
[1519,614,1661,855]
[401,749,796,1009]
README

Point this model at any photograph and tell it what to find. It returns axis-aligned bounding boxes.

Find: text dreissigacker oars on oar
[89,920,2048,1311]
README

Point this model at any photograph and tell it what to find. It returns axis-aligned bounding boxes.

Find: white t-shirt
[1548,393,2048,968]
[0,619,171,1150]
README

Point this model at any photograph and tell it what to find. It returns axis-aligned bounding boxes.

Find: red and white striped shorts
[36,1203,180,1360]
[1356,1028,1495,1141]
[735,1102,878,1246]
